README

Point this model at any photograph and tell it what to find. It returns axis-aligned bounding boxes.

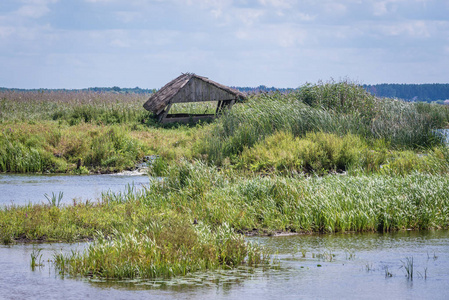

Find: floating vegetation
[312,251,335,262]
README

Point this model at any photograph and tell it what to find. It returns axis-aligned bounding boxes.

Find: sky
[0,0,448,89]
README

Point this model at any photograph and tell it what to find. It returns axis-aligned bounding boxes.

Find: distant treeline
[2,83,448,102]
[0,86,155,94]
[0,85,294,95]
[233,85,296,94]
[363,83,449,103]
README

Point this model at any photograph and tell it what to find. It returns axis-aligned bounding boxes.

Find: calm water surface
[0,173,149,206]
[1,230,448,300]
[1,174,448,299]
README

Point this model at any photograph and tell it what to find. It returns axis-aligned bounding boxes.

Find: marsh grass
[2,162,449,246]
[169,102,218,115]
[401,256,414,280]
[237,131,366,175]
[30,248,44,270]
[54,221,268,279]
[384,265,393,278]
[44,192,64,207]
[200,81,448,166]
[0,90,151,125]
[0,123,149,173]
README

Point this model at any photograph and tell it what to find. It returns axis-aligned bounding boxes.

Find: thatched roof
[143,73,246,115]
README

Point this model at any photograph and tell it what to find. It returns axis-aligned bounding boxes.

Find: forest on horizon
[2,83,448,104]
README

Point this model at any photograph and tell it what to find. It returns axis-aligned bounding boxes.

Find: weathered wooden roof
[143,73,246,115]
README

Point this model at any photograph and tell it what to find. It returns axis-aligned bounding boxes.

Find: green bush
[238,131,366,174]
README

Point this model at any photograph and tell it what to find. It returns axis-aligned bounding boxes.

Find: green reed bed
[232,130,449,176]
[142,161,449,233]
[200,81,449,165]
[0,90,152,125]
[2,161,449,279]
[0,123,148,173]
[0,198,144,244]
[3,161,448,245]
[54,221,268,280]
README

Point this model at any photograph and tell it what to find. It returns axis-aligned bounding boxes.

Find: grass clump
[55,220,268,279]
[238,131,366,174]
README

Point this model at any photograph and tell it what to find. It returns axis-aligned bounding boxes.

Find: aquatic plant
[30,248,43,270]
[55,221,269,279]
[383,266,393,278]
[44,192,64,208]
[401,256,414,280]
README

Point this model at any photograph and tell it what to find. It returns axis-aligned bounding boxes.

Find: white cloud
[0,26,15,39]
[372,1,389,16]
[84,0,115,3]
[236,8,265,25]
[258,0,295,9]
[378,20,431,37]
[114,11,143,23]
[296,12,315,22]
[16,0,58,18]
[1,0,448,88]
[324,2,347,15]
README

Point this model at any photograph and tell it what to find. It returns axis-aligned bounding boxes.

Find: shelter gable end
[171,77,235,104]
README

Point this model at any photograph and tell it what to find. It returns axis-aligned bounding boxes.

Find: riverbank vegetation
[2,82,449,175]
[2,162,448,245]
[2,80,449,279]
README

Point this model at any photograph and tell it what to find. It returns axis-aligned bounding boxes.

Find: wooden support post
[215,101,224,114]
[157,103,172,122]
[227,100,235,110]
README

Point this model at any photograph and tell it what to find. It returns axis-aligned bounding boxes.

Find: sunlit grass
[2,161,449,245]
[55,221,268,279]
[200,81,449,165]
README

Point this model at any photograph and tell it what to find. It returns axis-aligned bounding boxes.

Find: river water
[1,174,449,299]
[0,173,150,206]
[1,231,448,299]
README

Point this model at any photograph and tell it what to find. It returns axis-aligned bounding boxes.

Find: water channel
[0,173,149,206]
[1,174,449,299]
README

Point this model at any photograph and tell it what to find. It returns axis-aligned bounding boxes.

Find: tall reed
[0,90,152,125]
[200,81,447,165]
[55,221,268,279]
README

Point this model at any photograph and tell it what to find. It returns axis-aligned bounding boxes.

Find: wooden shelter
[143,73,246,123]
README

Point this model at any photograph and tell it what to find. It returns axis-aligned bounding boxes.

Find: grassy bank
[2,162,449,245]
[2,82,449,174]
[0,90,211,173]
[199,81,449,166]
[0,123,148,173]
[2,161,448,278]
[2,82,449,279]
